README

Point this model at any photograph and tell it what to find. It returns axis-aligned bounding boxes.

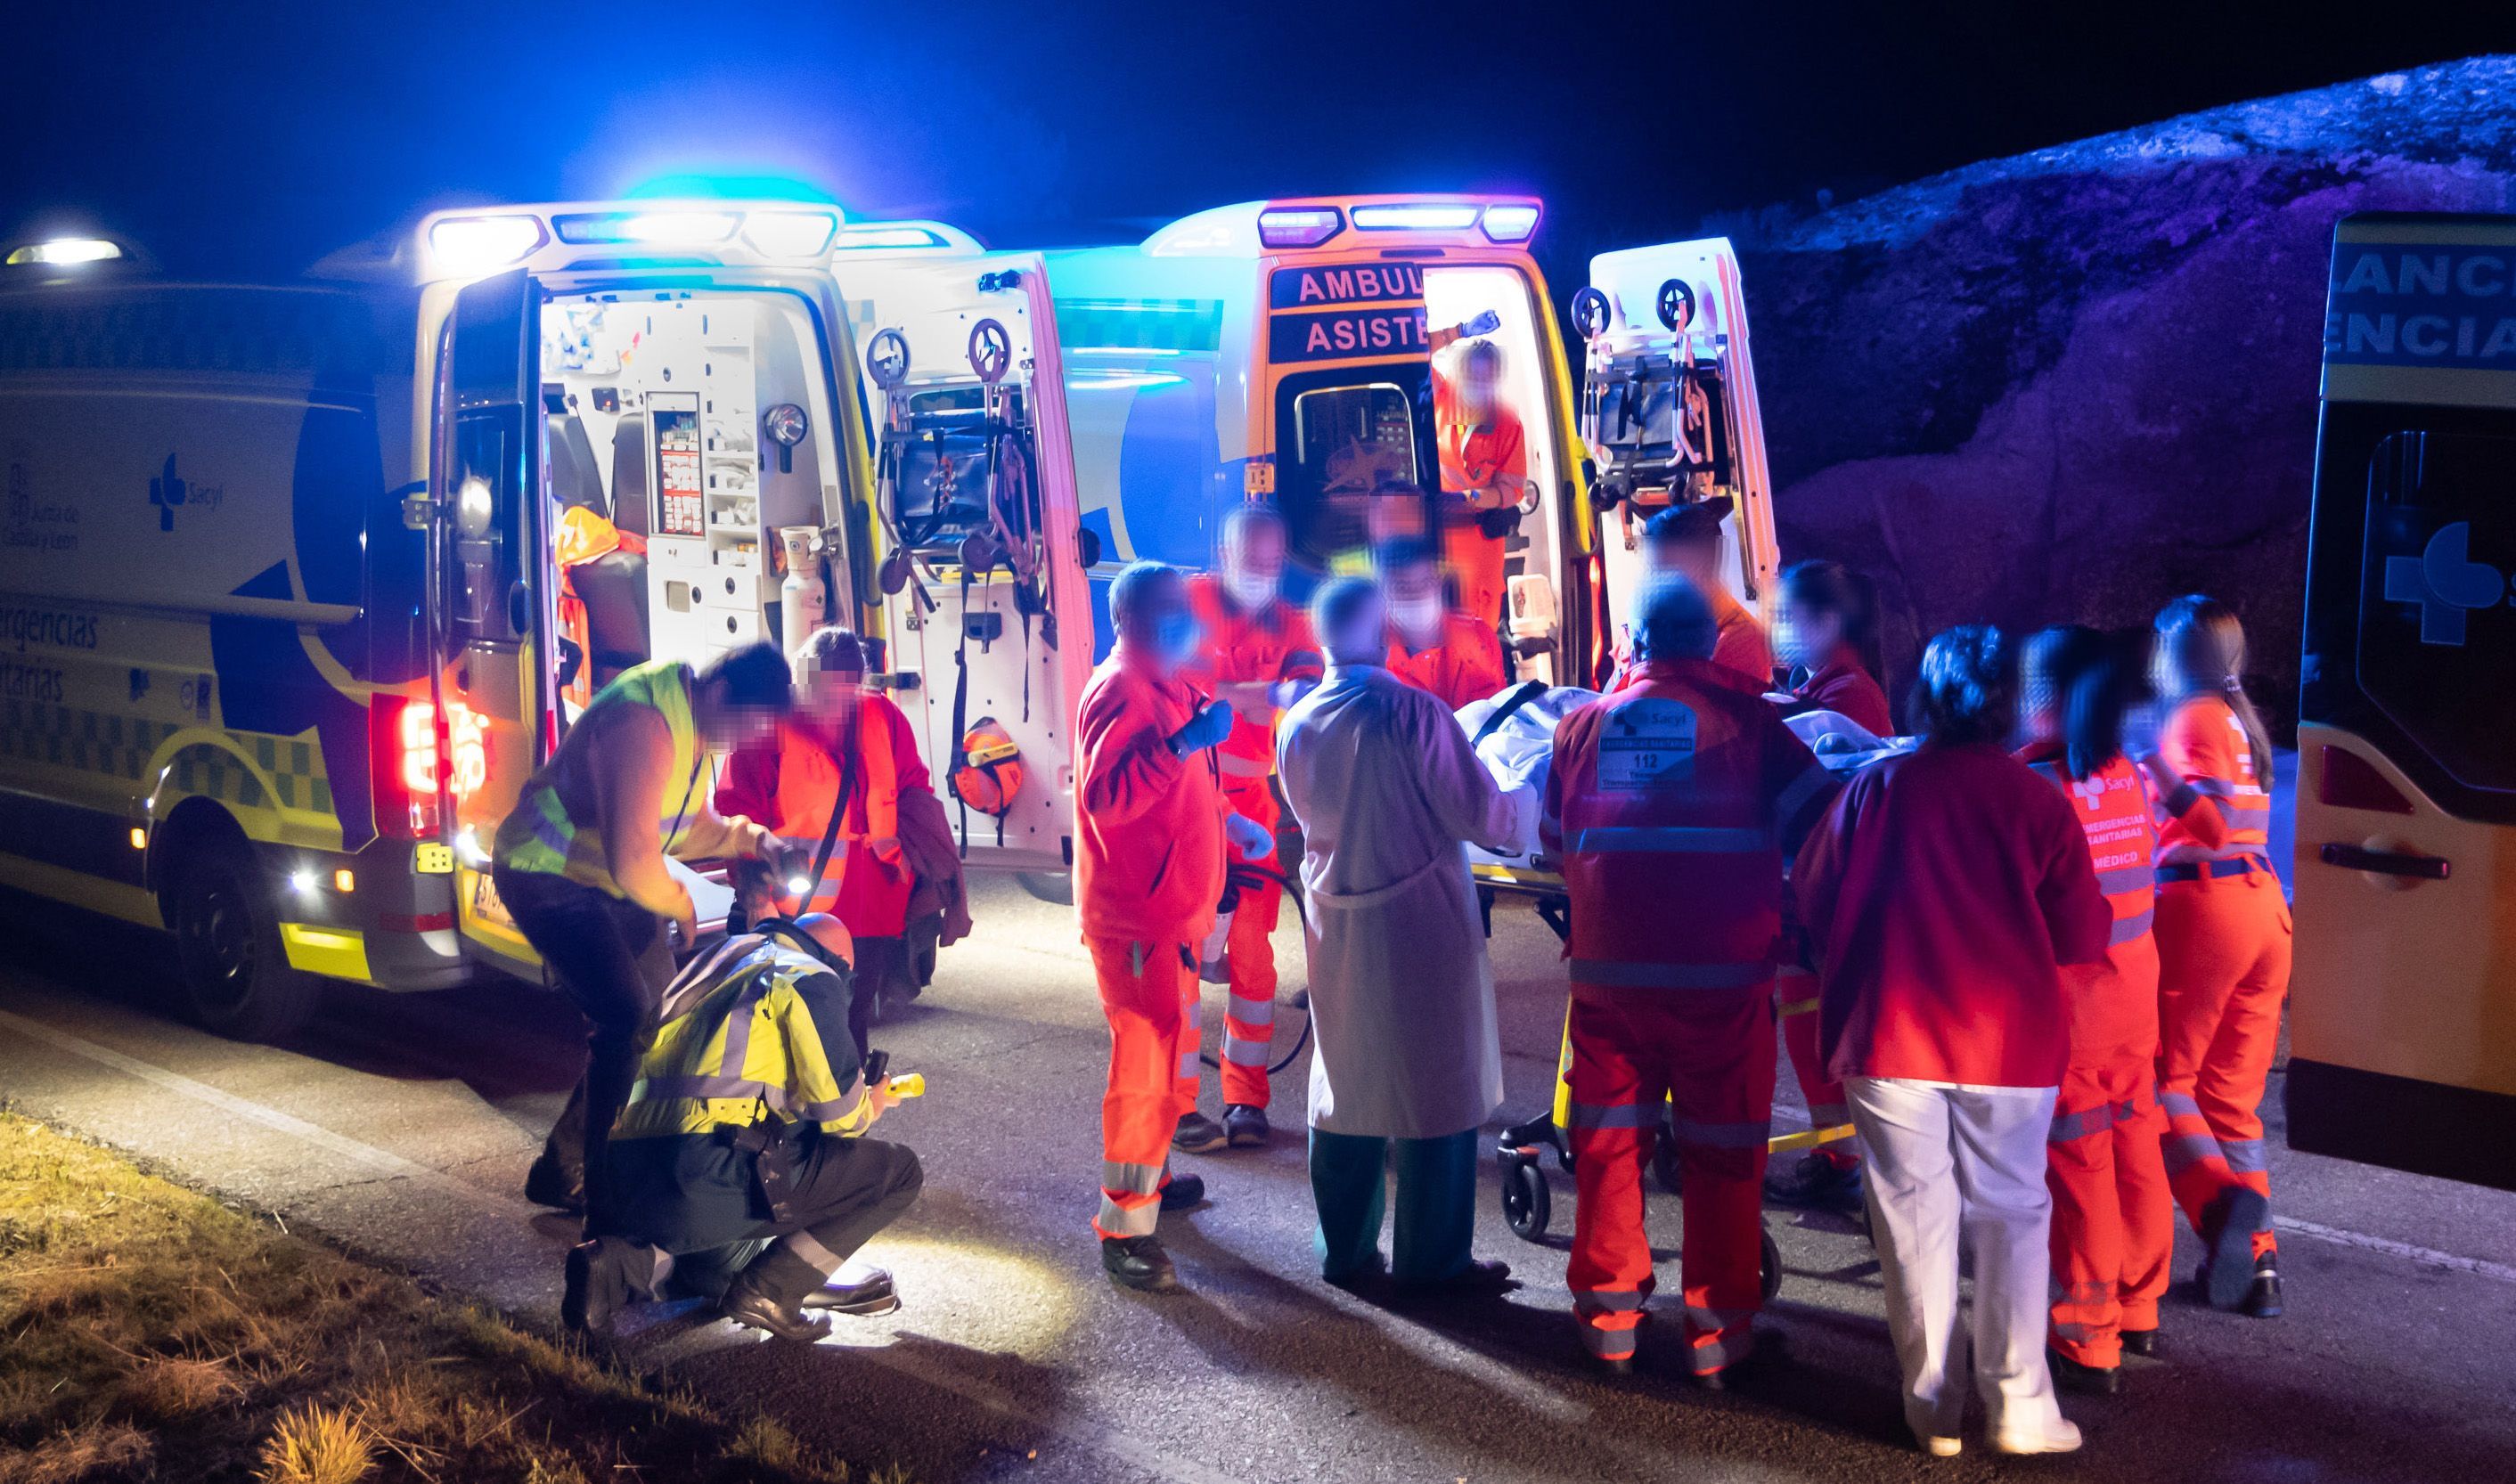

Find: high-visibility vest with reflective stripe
[1550,661,1830,1004]
[2152,697,2273,868]
[494,660,701,895]
[2022,749,2157,946]
[611,933,868,1141]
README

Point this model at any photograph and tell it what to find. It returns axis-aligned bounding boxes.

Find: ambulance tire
[1500,1151,1551,1242]
[1016,871,1073,906]
[1760,1227,1783,1301]
[166,839,322,1042]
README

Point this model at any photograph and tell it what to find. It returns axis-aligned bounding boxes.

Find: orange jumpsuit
[2021,745,2174,1368]
[1183,574,1323,1111]
[1388,611,1508,712]
[1434,372,1525,626]
[715,697,923,933]
[1546,658,1837,1374]
[2150,697,2290,1262]
[1075,650,1232,1238]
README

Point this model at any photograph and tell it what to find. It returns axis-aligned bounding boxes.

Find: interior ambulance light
[1351,204,1479,232]
[835,225,950,250]
[5,237,123,266]
[1479,204,1540,242]
[744,211,840,258]
[1257,208,1344,249]
[428,216,545,275]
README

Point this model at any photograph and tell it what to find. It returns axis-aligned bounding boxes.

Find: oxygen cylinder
[779,526,827,654]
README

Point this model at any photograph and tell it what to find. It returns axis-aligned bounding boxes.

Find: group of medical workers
[1077,494,2291,1459]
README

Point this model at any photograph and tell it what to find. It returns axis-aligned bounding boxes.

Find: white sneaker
[1915,1432,1963,1458]
[1993,1416,2083,1455]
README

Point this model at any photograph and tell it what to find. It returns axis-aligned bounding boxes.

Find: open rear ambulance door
[1575,240,1778,654]
[848,254,1090,873]
[430,269,560,975]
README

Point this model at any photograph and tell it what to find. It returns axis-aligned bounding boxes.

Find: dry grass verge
[0,1111,896,1484]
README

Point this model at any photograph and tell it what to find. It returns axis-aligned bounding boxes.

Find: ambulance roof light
[4,237,124,267]
[553,209,742,246]
[743,210,841,259]
[1257,207,1344,249]
[836,224,949,249]
[1479,203,1540,243]
[427,215,546,276]
[1351,203,1480,232]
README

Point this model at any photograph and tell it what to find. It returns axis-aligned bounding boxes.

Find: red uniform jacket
[1074,649,1230,945]
[1388,611,1507,711]
[1789,646,1893,737]
[1546,658,1838,1007]
[2018,743,2161,1062]
[1793,741,2113,1088]
[1183,572,1323,791]
[1608,586,1774,695]
[715,695,927,937]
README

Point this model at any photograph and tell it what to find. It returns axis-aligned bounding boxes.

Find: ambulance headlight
[1257,208,1344,249]
[428,215,545,275]
[5,237,124,267]
[744,211,841,259]
[1351,203,1479,232]
[1479,204,1540,243]
[764,404,808,447]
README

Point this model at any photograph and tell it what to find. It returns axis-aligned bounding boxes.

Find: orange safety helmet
[952,718,1025,816]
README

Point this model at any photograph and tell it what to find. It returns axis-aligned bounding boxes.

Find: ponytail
[2155,594,2274,784]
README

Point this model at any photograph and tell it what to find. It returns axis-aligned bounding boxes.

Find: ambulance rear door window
[1278,371,1429,571]
[2357,429,2516,802]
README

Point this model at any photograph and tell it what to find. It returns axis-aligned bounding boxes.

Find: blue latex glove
[1224,811,1274,862]
[1459,309,1502,338]
[1169,698,1237,756]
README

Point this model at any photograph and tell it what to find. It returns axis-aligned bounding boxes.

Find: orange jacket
[1074,649,1231,945]
[1389,611,1507,711]
[1435,373,1527,513]
[715,695,927,935]
[1608,585,1774,695]
[2019,743,2162,1060]
[1183,572,1323,787]
[1546,658,1837,1007]
[2150,696,2273,868]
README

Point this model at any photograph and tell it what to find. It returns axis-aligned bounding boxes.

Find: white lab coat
[1278,664,1524,1139]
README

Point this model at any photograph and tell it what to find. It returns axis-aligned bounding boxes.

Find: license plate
[469,868,515,929]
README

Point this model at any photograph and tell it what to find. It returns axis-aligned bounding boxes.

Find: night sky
[6,3,2512,288]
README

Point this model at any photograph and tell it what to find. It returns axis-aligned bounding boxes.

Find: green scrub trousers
[1309,1125,1481,1283]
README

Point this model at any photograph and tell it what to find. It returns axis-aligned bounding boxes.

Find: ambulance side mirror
[1074,526,1104,568]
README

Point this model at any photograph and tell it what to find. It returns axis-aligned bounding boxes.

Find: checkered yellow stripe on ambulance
[0,699,331,813]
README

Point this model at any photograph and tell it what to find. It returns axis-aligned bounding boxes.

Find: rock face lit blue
[1727,58,2516,709]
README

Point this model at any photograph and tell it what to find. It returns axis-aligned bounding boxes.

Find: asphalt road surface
[3,873,2511,1484]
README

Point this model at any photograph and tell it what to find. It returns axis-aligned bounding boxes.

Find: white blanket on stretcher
[1453,686,1914,871]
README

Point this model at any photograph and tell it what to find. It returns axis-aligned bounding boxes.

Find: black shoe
[2120,1327,2161,1358]
[1102,1235,1180,1292]
[2047,1347,2120,1396]
[799,1266,899,1317]
[1158,1173,1207,1211]
[720,1271,835,1341]
[1763,1150,1863,1211]
[1224,1104,1271,1146]
[1397,1259,1515,1294]
[1172,1111,1228,1154]
[2202,1189,2270,1310]
[561,1237,649,1336]
[1693,1328,1786,1390]
[2242,1252,2283,1317]
[1323,1253,1387,1292]
[526,1154,587,1215]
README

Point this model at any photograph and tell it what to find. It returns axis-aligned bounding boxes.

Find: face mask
[1774,618,1820,670]
[1222,565,1278,614]
[1389,595,1442,644]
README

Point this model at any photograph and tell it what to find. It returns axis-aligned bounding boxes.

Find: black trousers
[496,863,675,1235]
[617,1129,924,1307]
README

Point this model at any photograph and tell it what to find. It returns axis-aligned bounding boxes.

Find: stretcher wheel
[866,328,911,389]
[968,318,1012,383]
[1651,1121,1684,1195]
[1569,286,1613,340]
[1499,1152,1551,1241]
[1760,1227,1783,1301]
[1656,278,1696,333]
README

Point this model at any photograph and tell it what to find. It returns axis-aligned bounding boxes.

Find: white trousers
[1845,1075,2065,1440]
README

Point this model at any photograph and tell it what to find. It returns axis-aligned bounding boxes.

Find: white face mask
[1222,565,1279,614]
[1389,595,1443,644]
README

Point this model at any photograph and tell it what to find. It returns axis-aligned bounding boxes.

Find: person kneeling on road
[564,914,924,1341]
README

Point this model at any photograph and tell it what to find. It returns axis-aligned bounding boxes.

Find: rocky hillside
[1736,56,2516,720]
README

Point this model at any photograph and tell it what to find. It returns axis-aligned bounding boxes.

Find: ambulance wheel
[1760,1227,1783,1301]
[166,841,321,1042]
[1500,1153,1551,1242]
[1017,871,1073,906]
[1652,1121,1685,1195]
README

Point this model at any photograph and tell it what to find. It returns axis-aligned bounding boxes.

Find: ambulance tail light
[1479,203,1540,243]
[2317,745,2414,815]
[372,694,489,839]
[1350,203,1480,232]
[1258,208,1344,249]
[428,215,546,275]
